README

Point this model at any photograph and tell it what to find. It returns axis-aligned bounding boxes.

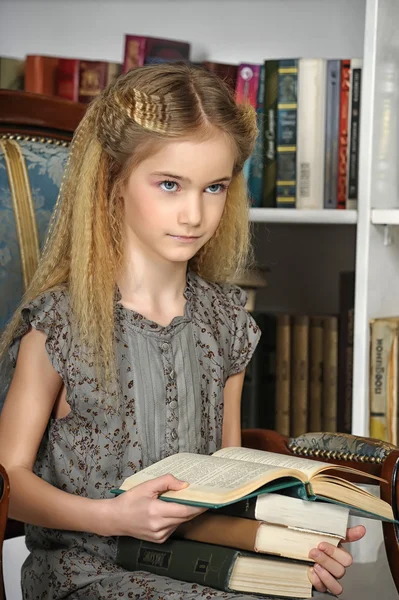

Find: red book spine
[56,59,80,101]
[337,59,351,209]
[123,36,147,72]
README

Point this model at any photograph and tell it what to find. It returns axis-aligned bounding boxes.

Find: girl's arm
[0,327,111,534]
[221,370,245,447]
[0,327,204,540]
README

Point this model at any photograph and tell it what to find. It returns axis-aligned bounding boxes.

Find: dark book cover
[337,271,355,433]
[262,60,278,207]
[276,59,298,208]
[123,35,190,72]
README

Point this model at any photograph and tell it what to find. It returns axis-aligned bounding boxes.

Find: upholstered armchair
[0,90,398,598]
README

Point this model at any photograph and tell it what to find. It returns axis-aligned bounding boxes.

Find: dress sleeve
[222,284,261,377]
[8,289,71,381]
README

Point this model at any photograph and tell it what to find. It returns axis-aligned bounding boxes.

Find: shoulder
[187,271,249,316]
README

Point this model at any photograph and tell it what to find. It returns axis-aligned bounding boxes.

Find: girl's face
[120,130,235,266]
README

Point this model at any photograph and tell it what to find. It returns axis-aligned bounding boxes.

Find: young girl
[0,63,364,599]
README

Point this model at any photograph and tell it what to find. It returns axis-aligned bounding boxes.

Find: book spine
[337,272,355,433]
[248,65,265,207]
[296,59,327,209]
[291,316,309,437]
[215,497,257,519]
[235,64,261,185]
[0,57,25,90]
[337,59,351,209]
[346,60,362,210]
[309,317,324,431]
[25,55,59,96]
[106,62,122,86]
[276,59,298,208]
[275,314,291,436]
[123,35,147,72]
[322,317,339,432]
[117,537,238,591]
[262,60,278,207]
[369,319,399,444]
[56,58,80,101]
[78,61,108,104]
[324,60,341,209]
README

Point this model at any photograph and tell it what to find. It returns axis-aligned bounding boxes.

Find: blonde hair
[1,63,258,389]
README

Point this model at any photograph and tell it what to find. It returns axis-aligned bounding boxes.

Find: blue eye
[160,180,179,192]
[205,183,227,194]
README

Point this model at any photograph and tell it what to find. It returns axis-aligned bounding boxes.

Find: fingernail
[310,549,320,559]
[318,543,327,552]
[315,564,323,572]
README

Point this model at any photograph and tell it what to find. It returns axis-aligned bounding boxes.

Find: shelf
[249,208,357,224]
[371,209,399,225]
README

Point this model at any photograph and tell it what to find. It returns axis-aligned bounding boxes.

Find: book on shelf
[369,316,399,445]
[322,316,339,432]
[296,58,327,210]
[276,59,298,209]
[337,59,351,209]
[116,536,313,598]
[262,59,279,207]
[56,59,122,103]
[0,56,24,90]
[337,271,355,433]
[175,512,344,562]
[308,317,324,432]
[291,315,309,437]
[324,59,341,209]
[122,35,190,72]
[275,314,291,436]
[24,55,60,95]
[346,59,362,210]
[111,445,395,522]
[216,489,350,538]
[202,60,238,91]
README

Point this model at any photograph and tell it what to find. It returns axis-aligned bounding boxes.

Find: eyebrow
[151,172,232,184]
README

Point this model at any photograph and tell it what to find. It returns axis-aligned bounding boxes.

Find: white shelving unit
[250,209,357,225]
[371,209,399,225]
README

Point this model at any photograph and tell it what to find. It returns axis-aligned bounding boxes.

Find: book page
[119,452,301,493]
[214,447,326,479]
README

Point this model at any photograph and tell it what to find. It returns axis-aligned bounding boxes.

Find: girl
[0,63,364,599]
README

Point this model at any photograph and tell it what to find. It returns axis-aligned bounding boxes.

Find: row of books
[369,315,399,446]
[113,445,394,598]
[242,271,355,438]
[239,58,362,211]
[0,35,362,212]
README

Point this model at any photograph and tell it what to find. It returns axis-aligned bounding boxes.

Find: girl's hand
[308,525,366,595]
[103,474,206,542]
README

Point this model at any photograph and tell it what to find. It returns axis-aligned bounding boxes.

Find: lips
[168,234,201,242]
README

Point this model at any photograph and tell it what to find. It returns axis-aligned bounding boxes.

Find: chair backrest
[0,91,86,405]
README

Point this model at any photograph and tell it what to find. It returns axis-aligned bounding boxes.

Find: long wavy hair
[0,63,258,389]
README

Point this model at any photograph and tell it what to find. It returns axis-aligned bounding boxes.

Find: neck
[118,249,189,309]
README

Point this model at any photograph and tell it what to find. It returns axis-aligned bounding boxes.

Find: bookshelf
[250,209,357,225]
[0,0,398,439]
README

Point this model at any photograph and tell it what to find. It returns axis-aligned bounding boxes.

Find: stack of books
[113,446,395,598]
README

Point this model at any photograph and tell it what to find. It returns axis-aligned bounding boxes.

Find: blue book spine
[324,60,341,208]
[248,65,265,207]
[276,59,298,208]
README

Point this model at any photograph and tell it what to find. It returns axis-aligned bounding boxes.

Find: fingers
[310,542,353,577]
[139,474,188,496]
[310,564,343,596]
[344,525,366,543]
[308,567,327,593]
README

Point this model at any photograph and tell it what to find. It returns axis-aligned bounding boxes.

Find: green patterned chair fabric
[289,432,397,463]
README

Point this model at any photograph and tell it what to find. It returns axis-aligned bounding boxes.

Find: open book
[112,446,395,522]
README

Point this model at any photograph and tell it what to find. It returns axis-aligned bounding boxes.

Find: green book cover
[116,537,309,598]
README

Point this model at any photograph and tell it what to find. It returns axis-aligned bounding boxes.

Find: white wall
[0,0,365,64]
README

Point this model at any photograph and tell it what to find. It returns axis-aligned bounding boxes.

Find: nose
[178,192,202,228]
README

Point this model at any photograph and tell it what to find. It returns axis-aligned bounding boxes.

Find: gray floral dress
[9,270,272,600]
